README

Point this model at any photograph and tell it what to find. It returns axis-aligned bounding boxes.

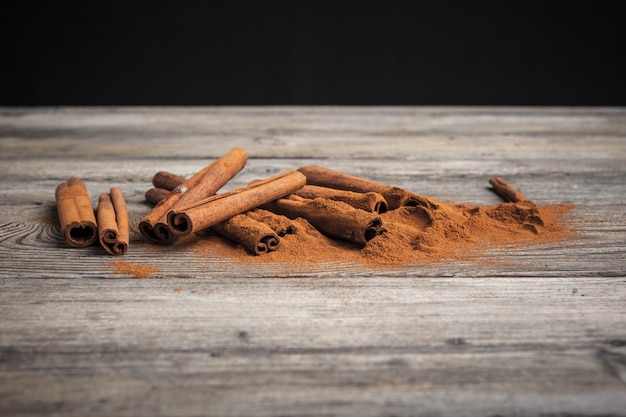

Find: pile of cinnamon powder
[193,195,572,268]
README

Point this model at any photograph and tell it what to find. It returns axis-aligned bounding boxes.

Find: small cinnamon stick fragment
[297,166,437,210]
[97,187,129,255]
[55,177,98,248]
[212,214,280,255]
[294,184,388,213]
[139,147,248,244]
[263,196,384,245]
[489,177,528,202]
[168,170,306,236]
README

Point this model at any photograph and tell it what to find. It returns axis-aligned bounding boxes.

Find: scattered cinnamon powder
[109,260,160,278]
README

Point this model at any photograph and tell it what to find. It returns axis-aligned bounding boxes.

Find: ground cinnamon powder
[193,196,573,268]
[109,260,160,278]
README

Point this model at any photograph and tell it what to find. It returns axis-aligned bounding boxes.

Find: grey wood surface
[1,107,625,416]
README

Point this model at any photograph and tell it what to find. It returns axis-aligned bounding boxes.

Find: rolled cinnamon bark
[139,147,248,244]
[489,177,528,202]
[246,209,297,236]
[294,184,388,213]
[97,187,129,255]
[55,177,98,248]
[297,166,438,210]
[211,214,279,255]
[168,170,306,236]
[263,196,384,245]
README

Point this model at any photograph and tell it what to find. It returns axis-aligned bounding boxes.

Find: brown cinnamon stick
[97,187,129,255]
[139,147,248,244]
[211,214,280,255]
[489,177,528,202]
[297,166,437,210]
[294,184,388,213]
[168,170,306,236]
[55,177,98,248]
[263,195,384,245]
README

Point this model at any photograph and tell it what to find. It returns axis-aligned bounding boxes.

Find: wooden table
[1,107,625,416]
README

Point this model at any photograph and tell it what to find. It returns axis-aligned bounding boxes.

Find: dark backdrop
[3,1,625,105]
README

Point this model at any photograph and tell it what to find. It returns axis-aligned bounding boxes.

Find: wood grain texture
[1,107,626,416]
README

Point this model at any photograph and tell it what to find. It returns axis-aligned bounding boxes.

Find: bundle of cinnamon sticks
[139,147,431,254]
[55,178,129,255]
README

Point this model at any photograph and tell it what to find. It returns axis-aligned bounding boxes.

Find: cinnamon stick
[263,195,384,245]
[55,177,98,248]
[294,184,388,213]
[139,147,248,244]
[211,214,280,255]
[297,166,437,210]
[168,170,306,236]
[489,177,528,202]
[97,187,129,255]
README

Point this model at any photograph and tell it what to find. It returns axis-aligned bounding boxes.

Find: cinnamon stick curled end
[97,187,130,255]
[139,219,175,245]
[55,177,98,248]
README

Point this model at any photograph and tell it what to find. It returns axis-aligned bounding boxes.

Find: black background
[3,1,625,105]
